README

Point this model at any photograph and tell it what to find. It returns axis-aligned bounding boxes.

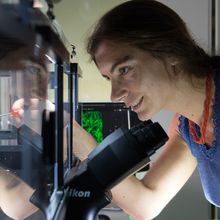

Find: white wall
[54,0,127,102]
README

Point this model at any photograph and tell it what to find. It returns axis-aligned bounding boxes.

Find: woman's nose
[110,80,127,102]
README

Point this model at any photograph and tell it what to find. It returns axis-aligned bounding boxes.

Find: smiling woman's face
[94,40,176,121]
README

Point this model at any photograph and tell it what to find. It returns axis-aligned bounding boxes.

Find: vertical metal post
[210,0,220,55]
[54,58,64,189]
[210,0,216,55]
[72,63,79,115]
[211,204,218,220]
[209,1,219,219]
[72,63,79,163]
[66,63,74,168]
[214,0,220,54]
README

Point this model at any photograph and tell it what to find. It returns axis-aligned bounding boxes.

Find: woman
[74,0,220,219]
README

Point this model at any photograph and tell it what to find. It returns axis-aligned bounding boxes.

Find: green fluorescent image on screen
[82,111,103,144]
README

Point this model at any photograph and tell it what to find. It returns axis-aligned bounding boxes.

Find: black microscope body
[61,120,168,220]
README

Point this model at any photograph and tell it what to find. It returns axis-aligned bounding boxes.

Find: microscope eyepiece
[130,120,168,156]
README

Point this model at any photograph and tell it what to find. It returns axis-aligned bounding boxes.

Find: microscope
[61,120,168,220]
[0,1,168,219]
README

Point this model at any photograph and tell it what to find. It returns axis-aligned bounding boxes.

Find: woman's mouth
[132,97,143,112]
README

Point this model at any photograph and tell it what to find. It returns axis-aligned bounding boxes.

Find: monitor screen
[76,102,141,144]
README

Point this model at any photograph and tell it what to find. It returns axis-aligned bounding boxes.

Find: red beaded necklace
[189,72,213,145]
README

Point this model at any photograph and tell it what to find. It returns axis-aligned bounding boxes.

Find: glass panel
[0,75,13,131]
[0,61,55,219]
[0,74,17,146]
[0,1,72,219]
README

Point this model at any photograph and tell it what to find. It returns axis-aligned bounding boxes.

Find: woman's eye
[118,66,130,75]
[103,75,110,81]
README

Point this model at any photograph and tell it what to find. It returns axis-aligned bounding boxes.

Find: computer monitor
[76,102,141,144]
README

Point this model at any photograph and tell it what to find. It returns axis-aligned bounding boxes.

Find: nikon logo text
[69,189,91,198]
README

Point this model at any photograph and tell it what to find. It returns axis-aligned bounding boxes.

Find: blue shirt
[178,69,220,207]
